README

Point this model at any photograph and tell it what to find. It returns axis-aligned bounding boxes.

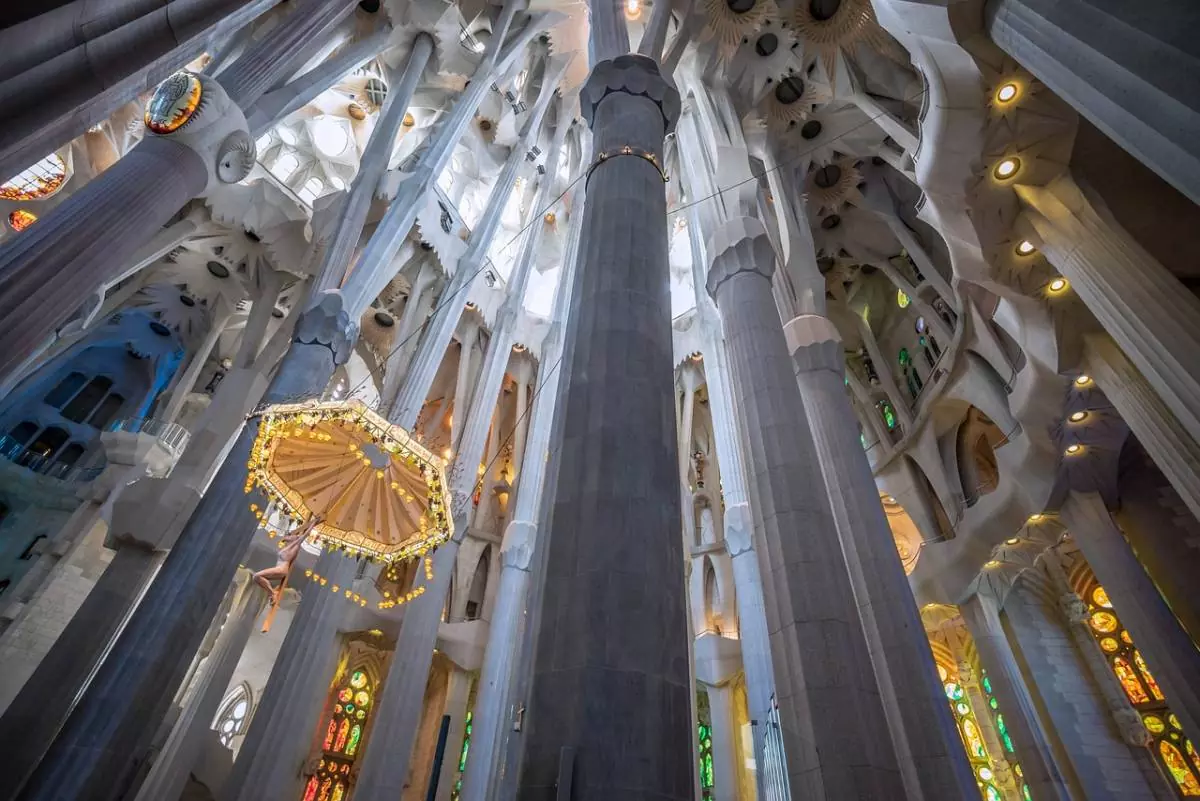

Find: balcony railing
[0,434,102,481]
[108,417,190,454]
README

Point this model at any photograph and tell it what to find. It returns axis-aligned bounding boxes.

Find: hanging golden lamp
[245,399,454,565]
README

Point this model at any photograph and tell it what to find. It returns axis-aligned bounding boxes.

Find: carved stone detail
[293,291,357,366]
[705,216,775,299]
[579,54,682,133]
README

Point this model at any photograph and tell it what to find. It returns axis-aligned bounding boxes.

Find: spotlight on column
[1047,277,1069,294]
[625,0,642,19]
[1015,240,1036,256]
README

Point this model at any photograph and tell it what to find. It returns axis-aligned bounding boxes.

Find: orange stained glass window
[323,719,336,750]
[1090,611,1118,633]
[334,718,350,751]
[302,776,318,801]
[1133,650,1165,701]
[8,209,36,231]
[1160,740,1200,796]
[1112,656,1150,704]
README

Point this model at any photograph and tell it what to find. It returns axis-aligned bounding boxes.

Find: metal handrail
[0,434,105,481]
[108,417,191,453]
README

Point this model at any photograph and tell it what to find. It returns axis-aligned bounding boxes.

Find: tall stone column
[1082,334,1200,523]
[350,106,570,801]
[459,182,585,801]
[1017,175,1200,447]
[986,0,1200,204]
[1060,491,1200,745]
[785,313,978,798]
[705,216,901,796]
[0,0,358,382]
[0,0,275,180]
[960,592,1074,800]
[230,269,285,369]
[162,300,236,423]
[134,569,266,801]
[705,682,739,801]
[222,549,357,801]
[15,294,356,801]
[434,667,473,801]
[517,49,692,800]
[451,316,481,454]
[381,261,441,409]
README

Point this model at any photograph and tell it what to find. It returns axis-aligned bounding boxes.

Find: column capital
[500,520,537,571]
[294,291,357,366]
[705,216,775,300]
[783,314,842,374]
[580,54,681,133]
[723,502,754,558]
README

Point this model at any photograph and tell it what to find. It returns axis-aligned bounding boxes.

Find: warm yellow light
[1005,537,1020,545]
[442,448,453,460]
[984,560,1001,569]
[993,158,1020,180]
[1028,513,1043,522]
[882,495,896,504]
[1048,277,1069,293]
[996,83,1019,103]
[1015,240,1036,256]
[544,212,556,225]
[1074,375,1092,387]
[624,0,641,18]
[1069,410,1088,423]
[1065,443,1083,455]
[403,112,415,127]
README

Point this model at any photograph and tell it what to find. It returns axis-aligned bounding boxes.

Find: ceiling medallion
[145,71,204,134]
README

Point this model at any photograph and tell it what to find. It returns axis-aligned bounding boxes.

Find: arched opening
[703,557,723,635]
[214,683,252,748]
[61,376,112,423]
[956,408,1006,506]
[50,443,86,476]
[44,372,86,408]
[88,393,125,429]
[7,421,39,449]
[466,546,490,620]
[20,426,68,469]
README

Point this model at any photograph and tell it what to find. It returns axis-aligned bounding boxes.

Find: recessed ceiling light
[1048,277,1069,293]
[1074,375,1092,387]
[993,158,1020,180]
[984,560,1001,569]
[1069,410,1088,423]
[882,495,896,504]
[1065,443,1083,455]
[996,83,1019,103]
[1005,537,1020,545]
[1015,240,1036,256]
[1028,513,1043,522]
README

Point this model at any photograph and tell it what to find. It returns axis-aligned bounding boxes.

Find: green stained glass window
[697,690,714,798]
[982,676,992,694]
[881,401,897,430]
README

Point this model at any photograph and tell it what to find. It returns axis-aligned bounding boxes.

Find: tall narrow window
[1080,583,1200,795]
[450,711,473,800]
[88,394,125,429]
[942,673,1002,798]
[62,376,112,423]
[215,684,252,748]
[980,671,1030,800]
[465,548,489,620]
[44,372,86,408]
[697,689,714,799]
[302,668,374,801]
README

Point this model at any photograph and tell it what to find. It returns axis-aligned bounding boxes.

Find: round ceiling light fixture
[1068,410,1088,423]
[993,157,1020,180]
[1074,374,1092,387]
[755,32,779,56]
[1015,240,1036,256]
[800,120,822,140]
[1048,277,1069,293]
[1065,443,1083,455]
[996,82,1019,103]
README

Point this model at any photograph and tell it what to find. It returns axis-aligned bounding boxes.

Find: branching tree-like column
[516,50,692,801]
[705,216,902,797]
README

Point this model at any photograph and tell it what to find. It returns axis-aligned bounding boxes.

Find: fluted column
[1060,491,1200,745]
[451,316,481,454]
[380,261,441,409]
[460,181,584,801]
[134,569,266,801]
[960,592,1074,800]
[434,667,473,801]
[0,0,275,179]
[163,301,236,423]
[311,33,435,295]
[223,549,356,801]
[0,0,356,383]
[508,356,534,492]
[385,50,564,427]
[231,270,285,368]
[1017,175,1200,446]
[16,293,357,801]
[517,51,691,801]
[1082,334,1200,523]
[786,312,977,798]
[705,683,739,801]
[706,216,901,796]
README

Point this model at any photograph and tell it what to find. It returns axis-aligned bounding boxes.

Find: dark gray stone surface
[16,303,353,801]
[516,56,692,801]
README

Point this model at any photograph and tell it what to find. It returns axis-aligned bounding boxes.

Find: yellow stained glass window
[1,153,67,200]
[1159,740,1200,796]
[1092,586,1112,608]
[1133,651,1165,701]
[1090,611,1118,633]
[8,209,37,231]
[897,289,910,308]
[1112,656,1150,704]
[1144,716,1166,734]
[1099,637,1119,653]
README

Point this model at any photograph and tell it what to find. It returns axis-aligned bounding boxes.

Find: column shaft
[517,53,691,801]
[380,263,439,409]
[15,297,355,801]
[707,220,900,797]
[434,668,473,801]
[222,550,356,801]
[0,137,208,381]
[960,593,1074,800]
[134,571,265,801]
[787,314,977,798]
[0,544,160,800]
[1060,491,1200,746]
[163,303,235,423]
[706,684,739,801]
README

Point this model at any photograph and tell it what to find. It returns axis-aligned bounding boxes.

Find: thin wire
[331,85,927,405]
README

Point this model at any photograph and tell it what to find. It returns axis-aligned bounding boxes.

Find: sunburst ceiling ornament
[761,73,826,132]
[806,156,864,213]
[246,399,454,564]
[701,0,779,58]
[793,0,891,88]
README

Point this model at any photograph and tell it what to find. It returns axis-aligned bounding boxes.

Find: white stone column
[222,549,357,801]
[163,301,236,424]
[705,682,739,801]
[134,569,266,801]
[381,261,440,411]
[508,356,533,493]
[786,313,978,799]
[459,179,584,801]
[434,667,473,801]
[1017,175,1200,446]
[451,316,481,455]
[351,103,570,801]
[960,592,1074,800]
[232,269,285,369]
[1059,491,1200,745]
[1082,333,1200,523]
[678,364,699,547]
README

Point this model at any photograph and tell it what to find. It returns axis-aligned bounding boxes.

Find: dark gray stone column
[705,217,901,797]
[516,54,692,801]
[0,545,160,799]
[15,293,356,801]
[786,313,979,799]
[985,0,1200,205]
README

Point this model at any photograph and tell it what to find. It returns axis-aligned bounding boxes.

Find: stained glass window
[697,690,714,799]
[1,153,67,200]
[943,676,1001,800]
[880,401,897,431]
[1076,581,1200,796]
[214,684,252,748]
[450,711,473,800]
[980,669,1031,799]
[897,289,910,308]
[303,668,373,801]
[8,209,37,231]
